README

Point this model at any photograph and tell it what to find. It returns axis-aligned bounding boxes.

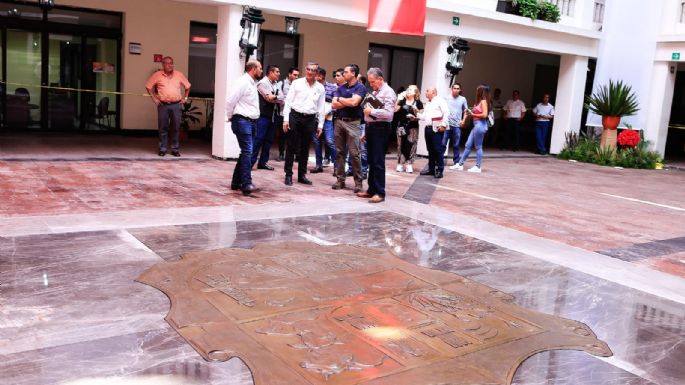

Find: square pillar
[212,4,246,159]
[550,55,588,154]
[417,35,451,157]
[644,61,676,156]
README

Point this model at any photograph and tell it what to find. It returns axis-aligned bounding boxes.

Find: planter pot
[601,115,621,130]
[600,128,617,149]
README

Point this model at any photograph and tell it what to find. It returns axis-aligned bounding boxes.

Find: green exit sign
[673,52,681,60]
[452,16,460,26]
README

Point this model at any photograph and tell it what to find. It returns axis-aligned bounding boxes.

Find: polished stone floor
[1,135,685,384]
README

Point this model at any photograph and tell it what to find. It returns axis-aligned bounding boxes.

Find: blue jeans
[459,119,487,167]
[442,125,461,163]
[365,122,390,197]
[230,116,256,188]
[347,124,368,173]
[425,126,446,173]
[535,121,551,154]
[313,119,336,167]
[251,116,276,167]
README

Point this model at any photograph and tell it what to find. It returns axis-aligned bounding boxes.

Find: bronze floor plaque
[137,242,612,385]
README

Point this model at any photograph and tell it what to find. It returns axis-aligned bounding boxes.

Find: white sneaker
[467,166,481,173]
[396,164,404,172]
[405,165,413,173]
[449,164,463,171]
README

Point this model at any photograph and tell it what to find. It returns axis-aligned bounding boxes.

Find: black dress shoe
[310,166,324,173]
[420,170,434,176]
[241,184,259,196]
[284,175,293,186]
[230,183,241,190]
[434,171,444,179]
[257,163,274,170]
[298,176,313,185]
[158,151,166,157]
[171,150,181,157]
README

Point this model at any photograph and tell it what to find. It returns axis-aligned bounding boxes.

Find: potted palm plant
[585,79,639,148]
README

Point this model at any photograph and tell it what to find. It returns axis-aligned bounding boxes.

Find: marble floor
[1,135,685,384]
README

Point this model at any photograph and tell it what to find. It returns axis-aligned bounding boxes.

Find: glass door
[47,33,80,130]
[84,37,118,130]
[5,29,42,130]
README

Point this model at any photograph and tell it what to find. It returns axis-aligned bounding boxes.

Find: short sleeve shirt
[334,82,367,120]
[145,70,190,102]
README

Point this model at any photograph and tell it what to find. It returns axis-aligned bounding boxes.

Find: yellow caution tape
[0,80,214,101]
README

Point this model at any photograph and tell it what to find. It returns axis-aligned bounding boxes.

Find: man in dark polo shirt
[331,64,367,193]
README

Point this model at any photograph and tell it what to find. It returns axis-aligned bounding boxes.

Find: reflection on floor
[1,205,683,385]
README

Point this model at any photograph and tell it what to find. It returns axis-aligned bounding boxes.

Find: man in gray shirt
[445,83,468,168]
[357,67,397,203]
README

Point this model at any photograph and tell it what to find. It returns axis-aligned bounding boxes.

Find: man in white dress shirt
[533,94,555,155]
[282,61,325,186]
[419,87,450,178]
[504,90,526,151]
[225,60,262,196]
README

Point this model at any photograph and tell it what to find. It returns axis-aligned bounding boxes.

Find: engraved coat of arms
[137,242,611,385]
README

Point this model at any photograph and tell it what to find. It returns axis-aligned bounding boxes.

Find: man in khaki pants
[331,64,367,193]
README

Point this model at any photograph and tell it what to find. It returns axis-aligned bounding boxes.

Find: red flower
[617,129,640,148]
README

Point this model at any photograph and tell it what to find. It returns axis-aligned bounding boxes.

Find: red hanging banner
[367,0,426,36]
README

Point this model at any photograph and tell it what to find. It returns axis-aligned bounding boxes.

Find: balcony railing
[593,0,605,23]
[547,0,575,17]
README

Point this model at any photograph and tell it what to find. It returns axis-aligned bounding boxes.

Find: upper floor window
[593,0,605,24]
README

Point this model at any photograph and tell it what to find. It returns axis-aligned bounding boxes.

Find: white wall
[59,0,217,130]
[449,42,559,106]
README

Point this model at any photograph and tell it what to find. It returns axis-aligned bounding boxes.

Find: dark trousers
[506,118,521,150]
[230,116,256,188]
[425,126,446,174]
[157,103,182,152]
[277,115,289,157]
[366,122,390,197]
[285,111,316,177]
[252,115,280,167]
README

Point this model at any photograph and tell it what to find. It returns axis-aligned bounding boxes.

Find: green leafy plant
[512,0,540,20]
[539,1,561,22]
[585,79,640,117]
[181,100,202,132]
[557,129,662,169]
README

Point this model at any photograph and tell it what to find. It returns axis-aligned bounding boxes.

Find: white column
[644,62,676,155]
[417,35,451,157]
[587,0,665,137]
[550,54,588,154]
[212,4,245,159]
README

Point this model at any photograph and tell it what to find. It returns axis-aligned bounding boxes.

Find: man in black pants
[277,67,300,161]
[282,62,325,186]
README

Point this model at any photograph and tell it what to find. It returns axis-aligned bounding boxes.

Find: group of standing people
[224,59,396,203]
[144,56,555,201]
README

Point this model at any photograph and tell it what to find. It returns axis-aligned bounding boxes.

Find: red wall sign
[153,54,163,63]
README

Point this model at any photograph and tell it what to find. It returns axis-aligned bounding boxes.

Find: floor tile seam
[597,235,685,260]
[382,199,685,305]
[0,326,172,357]
[0,200,381,237]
